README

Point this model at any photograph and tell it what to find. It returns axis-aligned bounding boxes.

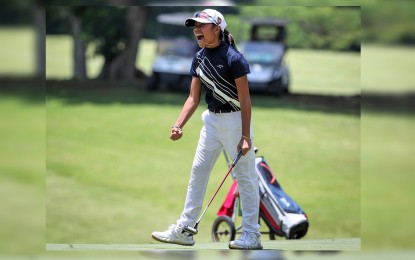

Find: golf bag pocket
[256,157,309,239]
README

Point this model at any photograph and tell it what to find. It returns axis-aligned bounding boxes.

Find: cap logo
[217,17,221,24]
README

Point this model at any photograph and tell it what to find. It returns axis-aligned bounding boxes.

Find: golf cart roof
[246,18,290,27]
[157,12,194,26]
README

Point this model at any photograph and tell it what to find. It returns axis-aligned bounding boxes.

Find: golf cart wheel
[211,216,236,242]
[147,72,160,91]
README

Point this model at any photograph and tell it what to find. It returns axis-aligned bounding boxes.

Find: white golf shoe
[151,224,195,246]
[229,231,263,250]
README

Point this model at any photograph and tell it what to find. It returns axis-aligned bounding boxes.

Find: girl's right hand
[237,136,251,155]
[170,126,183,141]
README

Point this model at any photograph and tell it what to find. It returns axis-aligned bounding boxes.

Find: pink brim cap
[185,18,212,27]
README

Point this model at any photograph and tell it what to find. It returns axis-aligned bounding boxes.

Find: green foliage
[46,6,361,52]
[362,0,415,45]
[46,7,70,35]
[46,6,129,61]
[227,6,361,51]
[41,2,415,52]
[82,7,128,61]
[0,0,33,25]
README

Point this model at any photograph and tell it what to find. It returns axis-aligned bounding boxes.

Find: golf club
[182,150,243,235]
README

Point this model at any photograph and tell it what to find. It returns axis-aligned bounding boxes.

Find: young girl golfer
[152,9,262,250]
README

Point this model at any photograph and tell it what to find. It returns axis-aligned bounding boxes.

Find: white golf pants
[177,109,261,235]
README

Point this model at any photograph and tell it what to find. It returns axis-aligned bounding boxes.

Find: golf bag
[212,149,309,242]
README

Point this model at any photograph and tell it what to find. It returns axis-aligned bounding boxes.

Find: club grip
[231,150,243,166]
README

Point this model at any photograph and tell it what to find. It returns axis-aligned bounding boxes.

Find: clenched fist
[170,126,183,141]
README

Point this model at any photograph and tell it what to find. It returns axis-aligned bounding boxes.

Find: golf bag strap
[260,162,276,184]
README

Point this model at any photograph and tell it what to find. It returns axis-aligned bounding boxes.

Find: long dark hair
[220,29,237,50]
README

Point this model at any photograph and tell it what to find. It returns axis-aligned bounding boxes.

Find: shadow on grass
[44,80,361,116]
[139,249,285,260]
[0,77,45,104]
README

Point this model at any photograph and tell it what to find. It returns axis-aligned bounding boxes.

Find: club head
[182,225,198,235]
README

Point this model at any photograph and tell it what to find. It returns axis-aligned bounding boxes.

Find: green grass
[0,95,44,254]
[361,112,415,249]
[46,237,361,251]
[46,85,360,244]
[0,27,35,76]
[362,44,415,93]
[286,49,360,95]
[46,34,73,78]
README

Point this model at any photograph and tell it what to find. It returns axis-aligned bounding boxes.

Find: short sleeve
[231,53,250,79]
[190,54,199,77]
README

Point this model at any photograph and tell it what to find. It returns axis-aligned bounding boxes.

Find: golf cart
[147,12,200,92]
[240,19,290,95]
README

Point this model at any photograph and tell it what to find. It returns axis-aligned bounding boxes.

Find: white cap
[185,9,227,32]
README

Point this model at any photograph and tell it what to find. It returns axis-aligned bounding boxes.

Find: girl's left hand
[237,136,251,155]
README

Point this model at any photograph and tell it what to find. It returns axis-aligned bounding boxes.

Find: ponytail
[221,29,237,50]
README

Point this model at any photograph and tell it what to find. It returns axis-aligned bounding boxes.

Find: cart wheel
[211,216,236,242]
[147,72,160,91]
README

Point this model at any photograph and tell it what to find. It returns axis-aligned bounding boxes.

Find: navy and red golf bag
[212,149,309,242]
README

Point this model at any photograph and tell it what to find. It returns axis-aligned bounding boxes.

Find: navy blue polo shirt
[190,42,250,112]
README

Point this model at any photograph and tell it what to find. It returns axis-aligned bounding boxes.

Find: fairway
[46,84,359,246]
[0,27,35,75]
[46,237,360,251]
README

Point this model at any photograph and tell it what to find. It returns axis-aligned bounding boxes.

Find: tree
[46,6,88,80]
[34,1,46,78]
[97,5,148,80]
[46,0,148,81]
[70,7,87,80]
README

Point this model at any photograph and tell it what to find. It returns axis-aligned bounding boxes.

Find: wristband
[172,125,182,131]
[242,135,251,140]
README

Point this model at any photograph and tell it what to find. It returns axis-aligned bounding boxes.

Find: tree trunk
[99,6,147,80]
[34,3,45,78]
[70,8,87,80]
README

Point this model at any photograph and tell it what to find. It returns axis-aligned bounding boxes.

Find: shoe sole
[228,244,263,250]
[151,234,195,246]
